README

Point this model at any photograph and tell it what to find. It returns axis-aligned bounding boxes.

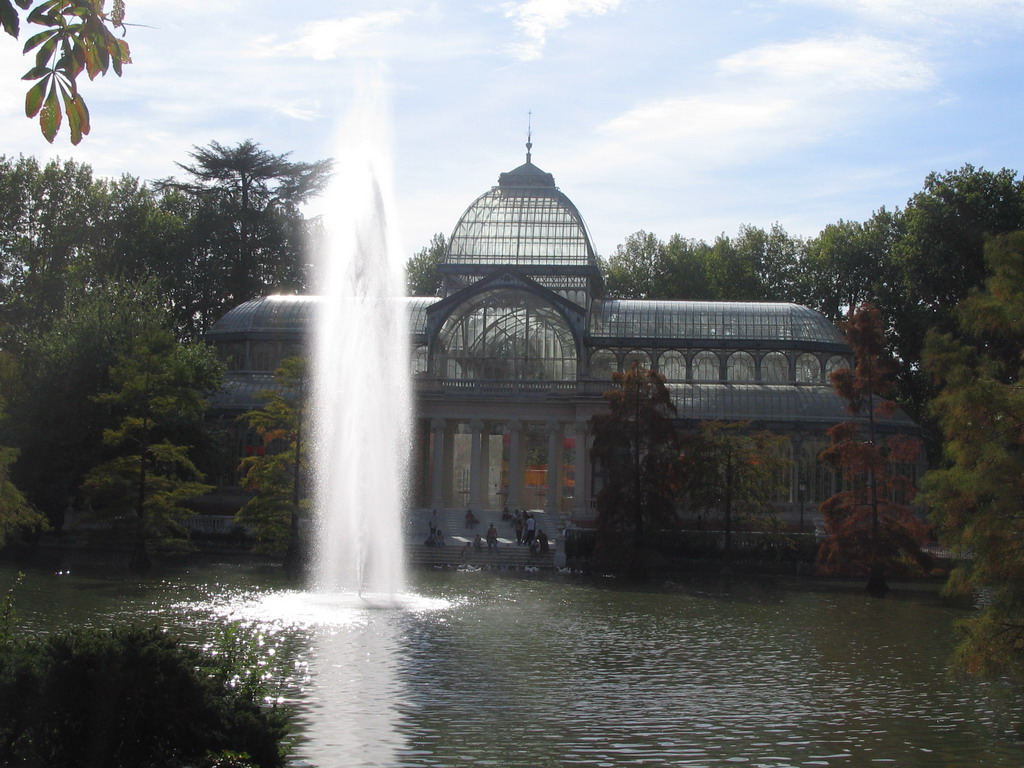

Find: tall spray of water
[311,81,411,596]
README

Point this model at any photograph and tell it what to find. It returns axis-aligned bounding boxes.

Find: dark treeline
[0,144,331,540]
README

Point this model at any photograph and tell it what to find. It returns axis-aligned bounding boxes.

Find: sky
[2,0,1023,258]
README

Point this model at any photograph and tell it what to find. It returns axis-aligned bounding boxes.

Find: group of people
[502,507,537,547]
[429,508,550,557]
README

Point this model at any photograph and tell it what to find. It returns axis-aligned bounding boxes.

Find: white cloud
[565,35,937,183]
[503,0,622,61]
[788,0,1024,27]
[719,35,935,93]
[261,11,409,60]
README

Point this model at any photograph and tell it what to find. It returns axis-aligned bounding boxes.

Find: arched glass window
[412,345,428,375]
[692,351,720,381]
[826,355,849,379]
[625,349,651,370]
[760,351,788,383]
[659,350,686,381]
[434,289,578,381]
[796,353,821,383]
[727,352,755,382]
[590,348,618,380]
[251,342,277,371]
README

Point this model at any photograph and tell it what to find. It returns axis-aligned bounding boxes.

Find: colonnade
[422,416,593,519]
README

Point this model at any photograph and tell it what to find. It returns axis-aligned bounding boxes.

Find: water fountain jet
[309,80,411,599]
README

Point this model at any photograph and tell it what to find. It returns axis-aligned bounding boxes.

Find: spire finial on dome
[526,110,533,164]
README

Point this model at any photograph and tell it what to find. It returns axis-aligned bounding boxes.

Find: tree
[82,327,224,571]
[154,140,332,323]
[816,303,930,596]
[406,233,446,296]
[920,231,1024,679]
[590,361,682,572]
[603,231,671,299]
[0,353,48,549]
[733,223,803,301]
[8,280,170,524]
[0,155,102,344]
[889,165,1024,432]
[684,421,790,559]
[1,1,131,144]
[236,357,309,568]
[799,209,903,323]
[662,233,714,300]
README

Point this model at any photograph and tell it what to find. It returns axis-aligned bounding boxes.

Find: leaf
[1,1,20,38]
[22,26,57,54]
[72,89,90,136]
[82,32,104,77]
[24,74,48,117]
[31,30,59,69]
[21,64,50,79]
[39,82,61,143]
[59,82,81,144]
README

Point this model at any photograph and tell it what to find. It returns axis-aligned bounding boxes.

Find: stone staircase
[407,507,564,570]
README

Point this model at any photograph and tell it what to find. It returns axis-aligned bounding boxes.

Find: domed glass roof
[445,158,597,269]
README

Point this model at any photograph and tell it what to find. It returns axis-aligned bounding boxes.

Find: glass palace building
[207,152,919,528]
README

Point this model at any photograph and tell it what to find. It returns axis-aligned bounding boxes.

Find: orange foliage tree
[816,303,931,595]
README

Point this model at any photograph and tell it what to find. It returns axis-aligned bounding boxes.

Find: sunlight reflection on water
[7,562,1024,768]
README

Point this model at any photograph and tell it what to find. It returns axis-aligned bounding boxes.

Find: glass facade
[589,300,844,344]
[448,188,594,268]
[205,152,922,526]
[433,289,577,381]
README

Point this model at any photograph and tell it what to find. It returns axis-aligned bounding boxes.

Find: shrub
[0,624,290,768]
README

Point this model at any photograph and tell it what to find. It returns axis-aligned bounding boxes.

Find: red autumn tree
[816,303,931,595]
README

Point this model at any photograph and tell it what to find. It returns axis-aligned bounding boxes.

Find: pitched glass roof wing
[590,300,845,345]
[207,295,439,336]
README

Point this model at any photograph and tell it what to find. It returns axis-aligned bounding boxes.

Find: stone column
[429,418,445,509]
[469,418,484,510]
[573,419,592,519]
[544,421,562,515]
[480,423,492,509]
[507,419,523,510]
[442,420,456,508]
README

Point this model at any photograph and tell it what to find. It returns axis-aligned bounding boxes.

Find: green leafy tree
[662,233,714,300]
[0,354,47,549]
[9,281,169,525]
[799,209,903,323]
[406,232,446,296]
[0,155,101,344]
[1,1,131,144]
[920,231,1024,678]
[154,140,332,322]
[590,361,682,572]
[237,357,309,567]
[82,328,224,570]
[890,165,1024,431]
[603,230,671,299]
[685,421,790,558]
[816,303,930,596]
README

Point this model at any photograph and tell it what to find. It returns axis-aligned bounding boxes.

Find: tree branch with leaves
[2,1,131,144]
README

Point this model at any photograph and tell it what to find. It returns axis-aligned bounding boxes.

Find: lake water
[3,557,1021,767]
